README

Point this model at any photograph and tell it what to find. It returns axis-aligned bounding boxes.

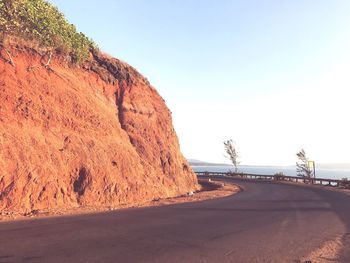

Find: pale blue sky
[49,0,350,165]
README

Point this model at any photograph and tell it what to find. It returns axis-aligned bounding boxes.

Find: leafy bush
[227,169,235,176]
[274,172,285,181]
[340,178,350,189]
[0,0,97,62]
[274,172,285,176]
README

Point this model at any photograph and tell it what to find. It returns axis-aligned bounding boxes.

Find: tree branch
[44,52,52,68]
[4,48,15,67]
[28,52,53,72]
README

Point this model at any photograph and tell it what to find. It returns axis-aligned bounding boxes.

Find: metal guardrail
[195,171,350,188]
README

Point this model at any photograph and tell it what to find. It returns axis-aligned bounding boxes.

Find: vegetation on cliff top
[0,0,97,62]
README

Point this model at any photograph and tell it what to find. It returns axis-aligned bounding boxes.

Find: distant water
[192,165,350,180]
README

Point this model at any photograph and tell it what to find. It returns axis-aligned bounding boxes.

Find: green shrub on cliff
[0,0,97,62]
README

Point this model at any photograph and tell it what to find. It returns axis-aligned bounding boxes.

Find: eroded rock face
[0,47,198,213]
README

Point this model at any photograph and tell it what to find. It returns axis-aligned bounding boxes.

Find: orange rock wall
[0,47,198,213]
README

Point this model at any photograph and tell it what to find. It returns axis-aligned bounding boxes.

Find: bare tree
[296,149,313,177]
[224,139,240,173]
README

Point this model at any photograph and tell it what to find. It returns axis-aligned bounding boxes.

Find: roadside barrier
[195,171,350,189]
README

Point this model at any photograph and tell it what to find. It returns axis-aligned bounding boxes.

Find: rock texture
[0,46,198,214]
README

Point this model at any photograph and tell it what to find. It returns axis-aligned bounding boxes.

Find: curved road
[1,177,350,263]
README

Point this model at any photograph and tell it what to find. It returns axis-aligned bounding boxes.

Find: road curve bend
[1,177,350,263]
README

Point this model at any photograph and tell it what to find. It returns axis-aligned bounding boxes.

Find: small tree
[340,178,350,189]
[296,149,313,178]
[224,139,240,173]
[274,172,285,181]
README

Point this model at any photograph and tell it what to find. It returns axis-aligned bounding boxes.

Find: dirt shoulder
[151,179,241,206]
[0,179,240,222]
[300,235,343,263]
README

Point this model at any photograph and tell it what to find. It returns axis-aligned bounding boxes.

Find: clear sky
[49,0,350,165]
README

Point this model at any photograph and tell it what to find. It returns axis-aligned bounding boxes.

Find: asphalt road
[1,177,350,263]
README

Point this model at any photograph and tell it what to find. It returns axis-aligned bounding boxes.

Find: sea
[191,165,350,180]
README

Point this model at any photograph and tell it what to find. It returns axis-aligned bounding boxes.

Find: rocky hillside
[0,1,198,214]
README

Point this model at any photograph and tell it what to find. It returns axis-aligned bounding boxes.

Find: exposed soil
[300,235,343,263]
[0,45,198,215]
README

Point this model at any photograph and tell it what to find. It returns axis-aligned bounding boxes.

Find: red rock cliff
[0,46,198,214]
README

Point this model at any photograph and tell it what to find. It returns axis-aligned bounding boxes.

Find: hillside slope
[0,46,198,214]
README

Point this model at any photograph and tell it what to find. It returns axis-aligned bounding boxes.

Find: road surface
[1,177,350,263]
